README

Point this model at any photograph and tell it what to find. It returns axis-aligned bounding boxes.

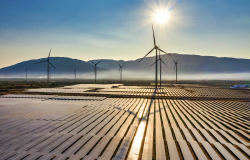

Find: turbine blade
[139,48,155,62]
[158,48,169,55]
[96,59,102,65]
[176,59,179,63]
[172,57,176,63]
[49,62,56,69]
[150,61,156,67]
[174,64,176,74]
[88,60,95,65]
[152,25,156,47]
[159,47,161,58]
[122,65,125,67]
[161,60,167,66]
[48,49,51,59]
[117,62,121,67]
[35,60,47,64]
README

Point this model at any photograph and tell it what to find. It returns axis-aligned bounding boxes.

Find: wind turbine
[71,66,76,81]
[139,25,169,88]
[117,62,125,82]
[88,60,102,83]
[149,48,167,88]
[24,67,27,81]
[35,49,56,83]
[172,58,179,84]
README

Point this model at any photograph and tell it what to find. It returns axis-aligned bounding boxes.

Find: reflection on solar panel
[0,85,250,159]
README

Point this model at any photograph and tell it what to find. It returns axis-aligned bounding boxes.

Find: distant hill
[91,54,250,74]
[0,57,109,78]
[0,54,250,79]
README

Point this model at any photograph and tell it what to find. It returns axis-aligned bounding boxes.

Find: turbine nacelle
[139,26,169,63]
[172,57,179,64]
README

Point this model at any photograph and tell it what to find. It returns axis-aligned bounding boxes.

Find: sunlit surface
[127,120,146,159]
[154,10,170,24]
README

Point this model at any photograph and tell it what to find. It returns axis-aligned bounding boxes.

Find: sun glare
[154,10,170,24]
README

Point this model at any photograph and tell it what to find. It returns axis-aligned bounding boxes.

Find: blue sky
[0,0,250,68]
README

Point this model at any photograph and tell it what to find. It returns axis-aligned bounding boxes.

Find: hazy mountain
[0,54,250,79]
[0,57,108,78]
[90,53,250,74]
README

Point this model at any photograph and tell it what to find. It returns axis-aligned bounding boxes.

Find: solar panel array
[24,86,250,99]
[98,87,250,99]
[25,88,92,94]
[60,84,123,89]
[0,94,105,101]
[0,96,249,160]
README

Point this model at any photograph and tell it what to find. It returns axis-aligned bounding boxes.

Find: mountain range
[0,53,250,79]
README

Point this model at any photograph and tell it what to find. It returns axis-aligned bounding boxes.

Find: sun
[154,10,170,24]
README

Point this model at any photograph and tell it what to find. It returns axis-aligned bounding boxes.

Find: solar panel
[0,85,249,159]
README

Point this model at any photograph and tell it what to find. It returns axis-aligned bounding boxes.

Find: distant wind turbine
[139,25,169,88]
[35,49,56,83]
[24,67,27,81]
[71,66,76,81]
[172,58,179,84]
[88,60,102,83]
[117,62,125,81]
[149,48,167,87]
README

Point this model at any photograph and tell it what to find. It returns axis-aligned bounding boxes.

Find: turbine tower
[158,47,167,87]
[159,50,167,87]
[71,66,76,81]
[139,25,169,89]
[24,67,27,81]
[172,58,179,84]
[150,49,167,88]
[88,60,102,83]
[49,66,51,81]
[35,49,56,83]
[117,62,125,82]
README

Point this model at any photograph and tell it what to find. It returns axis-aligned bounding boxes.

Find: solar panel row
[0,97,249,159]
[24,86,250,99]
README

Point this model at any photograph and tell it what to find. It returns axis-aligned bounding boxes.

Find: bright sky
[0,0,249,68]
